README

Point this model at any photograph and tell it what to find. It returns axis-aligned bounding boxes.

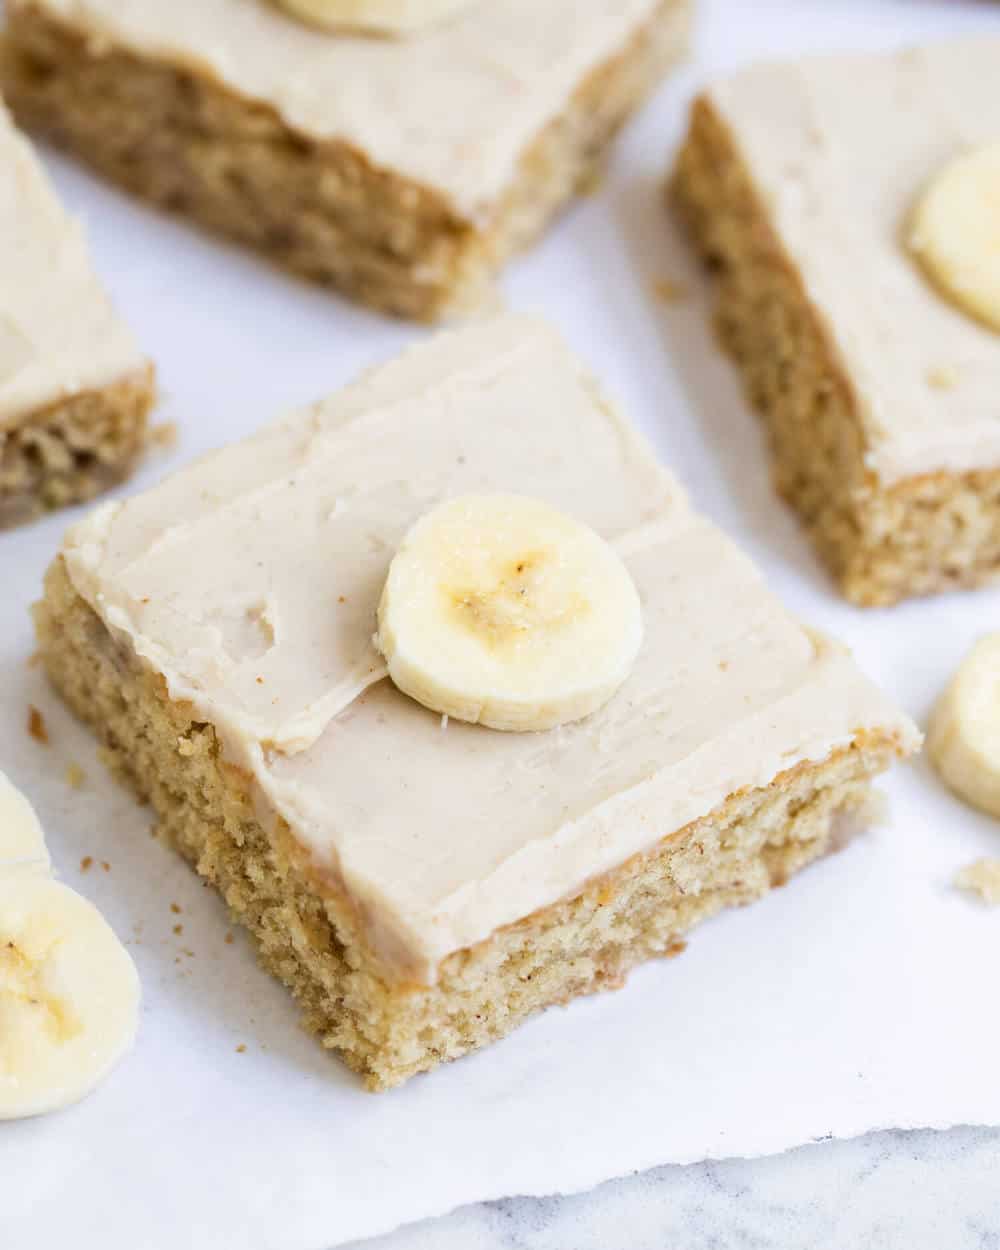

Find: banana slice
[376,494,643,732]
[0,877,140,1121]
[275,0,475,36]
[928,633,1000,817]
[908,145,1000,332]
[0,768,50,874]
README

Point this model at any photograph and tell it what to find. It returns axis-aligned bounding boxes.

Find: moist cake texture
[36,316,919,1087]
[672,39,1000,606]
[0,102,153,527]
[4,0,690,321]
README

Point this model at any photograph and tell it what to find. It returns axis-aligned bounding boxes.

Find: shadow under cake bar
[672,39,1000,606]
[35,316,918,1089]
[0,103,154,529]
[3,0,691,321]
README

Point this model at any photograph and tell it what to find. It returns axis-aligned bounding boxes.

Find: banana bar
[671,40,1000,606]
[2,0,690,323]
[34,316,919,1089]
[0,103,154,529]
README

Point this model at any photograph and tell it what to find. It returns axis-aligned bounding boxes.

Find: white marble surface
[351,1128,1000,1249]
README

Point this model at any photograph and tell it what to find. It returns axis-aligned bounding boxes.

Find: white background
[2,1,1000,1247]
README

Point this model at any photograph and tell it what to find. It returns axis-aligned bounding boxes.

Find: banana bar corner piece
[2,0,691,323]
[34,315,920,1090]
[671,39,1000,606]
[0,102,154,529]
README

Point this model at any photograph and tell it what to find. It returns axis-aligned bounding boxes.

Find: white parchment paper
[2,1,1000,1246]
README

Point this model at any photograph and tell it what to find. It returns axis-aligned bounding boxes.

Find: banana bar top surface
[25,0,663,220]
[704,38,1000,484]
[0,103,145,430]
[62,317,917,982]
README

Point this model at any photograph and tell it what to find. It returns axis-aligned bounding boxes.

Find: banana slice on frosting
[376,494,643,732]
[908,145,1000,332]
[275,0,475,36]
[0,769,139,1121]
[928,633,1000,818]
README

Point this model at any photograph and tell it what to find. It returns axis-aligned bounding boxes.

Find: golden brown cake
[4,0,690,321]
[35,316,919,1088]
[0,102,154,528]
[672,40,1000,606]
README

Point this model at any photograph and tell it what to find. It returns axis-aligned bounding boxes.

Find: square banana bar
[2,0,690,322]
[0,103,153,529]
[35,316,918,1089]
[672,39,1000,606]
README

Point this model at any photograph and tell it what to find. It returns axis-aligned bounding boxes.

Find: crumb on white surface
[27,704,49,744]
[652,276,689,304]
[150,421,179,450]
[65,762,86,789]
[954,859,1000,905]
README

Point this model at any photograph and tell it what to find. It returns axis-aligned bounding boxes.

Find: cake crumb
[101,860,110,873]
[173,924,183,936]
[170,903,182,914]
[578,167,604,197]
[235,1044,247,1054]
[65,762,87,789]
[27,705,49,744]
[224,931,235,944]
[80,856,93,873]
[925,365,959,390]
[955,858,1000,905]
[150,421,179,450]
[182,948,195,958]
[652,276,689,304]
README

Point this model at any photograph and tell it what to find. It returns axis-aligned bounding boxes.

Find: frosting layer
[63,317,918,981]
[27,0,665,220]
[708,39,1000,484]
[0,104,146,430]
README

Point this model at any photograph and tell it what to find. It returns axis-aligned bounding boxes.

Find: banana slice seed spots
[449,550,589,649]
[1,938,82,1046]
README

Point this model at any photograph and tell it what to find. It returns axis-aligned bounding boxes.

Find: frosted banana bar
[672,38,1000,606]
[35,316,919,1089]
[0,103,154,528]
[2,0,691,322]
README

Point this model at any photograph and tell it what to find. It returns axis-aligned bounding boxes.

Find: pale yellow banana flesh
[376,494,643,732]
[0,769,50,873]
[0,878,140,1120]
[0,770,140,1120]
[275,0,475,35]
[908,145,1000,333]
[928,633,1000,818]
